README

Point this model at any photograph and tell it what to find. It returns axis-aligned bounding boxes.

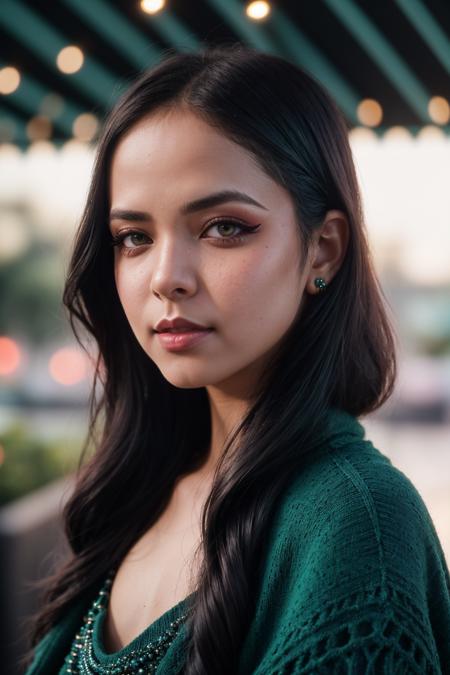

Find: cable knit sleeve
[237,438,450,675]
[251,586,440,673]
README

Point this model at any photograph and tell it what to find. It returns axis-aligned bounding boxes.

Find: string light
[382,126,411,141]
[428,96,450,125]
[140,0,165,14]
[26,115,52,141]
[56,46,84,74]
[73,113,99,142]
[246,1,271,20]
[417,125,445,141]
[0,66,20,94]
[357,98,383,127]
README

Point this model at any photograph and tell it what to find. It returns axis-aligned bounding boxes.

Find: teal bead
[314,277,327,292]
[60,567,188,674]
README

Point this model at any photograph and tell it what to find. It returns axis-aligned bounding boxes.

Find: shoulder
[242,423,450,674]
[273,430,449,600]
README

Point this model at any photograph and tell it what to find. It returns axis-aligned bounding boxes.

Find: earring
[314,277,327,293]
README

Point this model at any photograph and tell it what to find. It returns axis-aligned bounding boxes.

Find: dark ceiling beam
[0,63,83,138]
[205,0,279,54]
[395,0,450,75]
[0,0,122,109]
[196,1,359,124]
[142,8,200,51]
[324,0,432,123]
[269,7,360,124]
[61,0,162,70]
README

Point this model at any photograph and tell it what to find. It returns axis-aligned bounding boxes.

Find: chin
[154,363,212,389]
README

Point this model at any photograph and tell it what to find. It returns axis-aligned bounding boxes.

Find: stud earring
[314,277,327,293]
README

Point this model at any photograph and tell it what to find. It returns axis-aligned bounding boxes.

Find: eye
[202,218,261,244]
[110,230,150,253]
[120,232,149,248]
[110,219,261,256]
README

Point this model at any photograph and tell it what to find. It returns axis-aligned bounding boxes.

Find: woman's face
[109,107,311,396]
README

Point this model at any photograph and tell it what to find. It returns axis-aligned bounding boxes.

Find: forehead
[109,107,283,206]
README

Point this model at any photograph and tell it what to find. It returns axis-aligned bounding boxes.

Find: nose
[150,237,197,301]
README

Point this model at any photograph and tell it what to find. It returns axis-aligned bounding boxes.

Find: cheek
[114,262,147,322]
[214,243,304,339]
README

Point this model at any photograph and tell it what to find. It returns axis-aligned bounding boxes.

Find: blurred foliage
[0,242,69,345]
[419,335,450,357]
[0,422,84,507]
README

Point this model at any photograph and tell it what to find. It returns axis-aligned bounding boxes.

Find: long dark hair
[25,43,397,673]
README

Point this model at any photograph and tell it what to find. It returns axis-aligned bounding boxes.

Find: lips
[156,328,213,352]
[154,316,212,333]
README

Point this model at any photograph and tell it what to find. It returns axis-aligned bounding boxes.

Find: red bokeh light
[49,347,87,386]
[0,336,21,376]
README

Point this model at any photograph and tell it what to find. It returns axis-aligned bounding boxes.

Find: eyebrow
[109,189,268,223]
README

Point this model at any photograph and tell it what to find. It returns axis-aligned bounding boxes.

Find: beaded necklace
[62,570,189,674]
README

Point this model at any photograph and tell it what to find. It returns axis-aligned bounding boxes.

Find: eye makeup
[110,218,261,257]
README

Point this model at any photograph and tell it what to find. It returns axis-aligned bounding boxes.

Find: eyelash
[110,218,261,256]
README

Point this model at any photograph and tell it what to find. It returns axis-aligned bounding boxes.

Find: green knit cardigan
[25,408,450,674]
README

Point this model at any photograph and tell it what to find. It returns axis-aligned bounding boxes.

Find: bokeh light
[140,0,165,14]
[357,98,383,127]
[0,143,21,158]
[428,96,450,125]
[49,347,88,386]
[417,125,446,141]
[0,66,21,94]
[246,1,271,20]
[382,126,411,141]
[56,45,84,74]
[348,126,378,143]
[72,113,99,142]
[0,336,21,376]
[26,115,52,142]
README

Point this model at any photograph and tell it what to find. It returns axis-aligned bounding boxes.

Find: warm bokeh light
[417,125,446,141]
[60,138,90,154]
[26,115,52,141]
[382,125,411,141]
[357,98,383,127]
[0,336,21,376]
[72,113,99,142]
[428,96,450,125]
[0,66,21,94]
[349,126,378,143]
[56,45,84,74]
[246,1,271,20]
[49,347,88,386]
[140,0,165,14]
[40,93,65,119]
[0,143,21,158]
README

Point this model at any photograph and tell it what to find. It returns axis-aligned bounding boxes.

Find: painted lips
[156,329,214,351]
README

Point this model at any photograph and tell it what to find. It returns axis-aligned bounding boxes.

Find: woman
[24,44,450,674]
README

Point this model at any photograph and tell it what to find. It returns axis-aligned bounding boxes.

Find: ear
[305,210,350,295]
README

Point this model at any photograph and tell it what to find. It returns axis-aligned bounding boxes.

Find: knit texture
[25,407,450,674]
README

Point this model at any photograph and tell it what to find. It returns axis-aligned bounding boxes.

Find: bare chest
[102,476,209,652]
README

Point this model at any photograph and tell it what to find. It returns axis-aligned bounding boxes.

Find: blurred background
[0,1,449,672]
